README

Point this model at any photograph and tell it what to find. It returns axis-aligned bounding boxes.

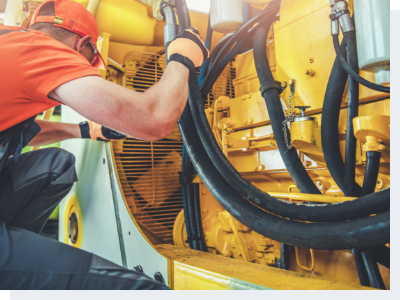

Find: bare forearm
[143,61,189,136]
[28,120,81,146]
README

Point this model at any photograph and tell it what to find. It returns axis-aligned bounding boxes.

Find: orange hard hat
[30,0,106,69]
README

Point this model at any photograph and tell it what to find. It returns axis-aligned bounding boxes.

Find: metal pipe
[268,192,356,203]
[87,0,101,18]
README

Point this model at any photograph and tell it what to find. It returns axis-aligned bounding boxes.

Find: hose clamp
[331,19,340,35]
[329,1,354,33]
[260,81,284,95]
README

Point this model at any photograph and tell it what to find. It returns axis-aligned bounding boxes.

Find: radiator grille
[113,51,235,245]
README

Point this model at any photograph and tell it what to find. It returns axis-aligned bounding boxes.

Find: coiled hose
[343,31,361,197]
[361,151,382,196]
[174,2,390,250]
[321,38,363,195]
[332,34,390,94]
[183,3,390,223]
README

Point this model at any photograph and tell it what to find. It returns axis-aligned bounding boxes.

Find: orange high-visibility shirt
[0,25,101,132]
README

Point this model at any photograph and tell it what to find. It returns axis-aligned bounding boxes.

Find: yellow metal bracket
[295,247,316,272]
[353,115,390,152]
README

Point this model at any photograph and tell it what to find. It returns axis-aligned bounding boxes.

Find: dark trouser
[0,148,169,290]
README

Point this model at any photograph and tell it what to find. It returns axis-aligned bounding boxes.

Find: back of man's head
[28,2,78,44]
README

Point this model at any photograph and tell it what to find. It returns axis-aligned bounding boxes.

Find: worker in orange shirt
[0,0,208,289]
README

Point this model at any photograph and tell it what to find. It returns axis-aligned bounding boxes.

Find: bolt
[303,161,312,167]
[202,208,208,213]
[289,79,296,85]
[248,246,253,250]
[305,69,315,76]
[251,141,256,146]
[258,164,265,171]
[270,142,275,147]
[281,82,288,89]
[224,250,233,257]
[378,144,385,151]
[309,58,314,63]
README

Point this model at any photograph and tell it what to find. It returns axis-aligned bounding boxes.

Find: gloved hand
[79,121,126,142]
[167,27,209,70]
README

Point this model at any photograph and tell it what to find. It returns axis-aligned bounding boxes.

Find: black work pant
[0,148,169,290]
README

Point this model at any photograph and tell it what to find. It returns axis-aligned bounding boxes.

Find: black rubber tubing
[254,21,321,195]
[187,17,390,223]
[361,151,382,196]
[179,67,390,249]
[200,0,281,99]
[373,245,390,269]
[352,249,371,287]
[321,38,362,196]
[192,182,207,251]
[343,31,360,197]
[361,249,386,289]
[175,0,389,249]
[174,0,191,32]
[332,34,390,94]
[202,25,258,98]
[280,244,290,270]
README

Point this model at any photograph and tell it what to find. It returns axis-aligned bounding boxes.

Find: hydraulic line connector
[329,0,354,34]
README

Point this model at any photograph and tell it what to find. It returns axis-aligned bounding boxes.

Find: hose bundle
[166,0,389,252]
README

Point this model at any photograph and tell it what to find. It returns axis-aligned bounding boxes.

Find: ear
[76,35,92,52]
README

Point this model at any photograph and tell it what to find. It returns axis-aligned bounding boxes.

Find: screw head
[310,58,314,63]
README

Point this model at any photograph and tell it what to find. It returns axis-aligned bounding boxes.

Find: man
[0,0,208,289]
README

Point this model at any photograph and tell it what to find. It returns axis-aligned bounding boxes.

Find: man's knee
[8,148,78,190]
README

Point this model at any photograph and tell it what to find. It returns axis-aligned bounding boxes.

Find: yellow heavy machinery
[4,0,390,290]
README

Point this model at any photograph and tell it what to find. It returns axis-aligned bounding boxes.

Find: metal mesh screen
[113,51,235,244]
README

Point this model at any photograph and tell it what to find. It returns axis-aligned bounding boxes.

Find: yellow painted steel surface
[63,196,83,248]
[95,0,224,48]
[156,245,374,290]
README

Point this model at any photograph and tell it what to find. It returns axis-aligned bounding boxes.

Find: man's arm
[49,61,189,142]
[28,120,81,146]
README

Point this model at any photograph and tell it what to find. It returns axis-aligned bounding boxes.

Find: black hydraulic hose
[203,33,233,81]
[361,151,381,196]
[352,249,371,287]
[200,0,281,98]
[280,244,290,270]
[373,246,390,269]
[184,10,389,223]
[174,0,191,32]
[361,249,386,290]
[192,182,207,251]
[179,68,390,250]
[254,21,321,195]
[202,26,258,98]
[344,31,360,197]
[176,0,389,250]
[332,34,390,94]
[321,39,362,196]
[181,150,193,249]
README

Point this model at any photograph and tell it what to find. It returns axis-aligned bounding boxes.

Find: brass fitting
[363,136,385,152]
